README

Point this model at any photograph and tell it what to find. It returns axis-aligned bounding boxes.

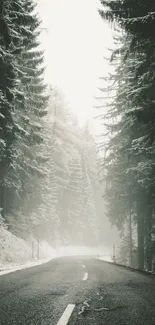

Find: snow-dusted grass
[0,257,54,276]
[0,226,55,276]
[99,256,112,262]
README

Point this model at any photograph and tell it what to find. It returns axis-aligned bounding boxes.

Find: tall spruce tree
[5,0,48,224]
[99,0,155,270]
[0,0,24,219]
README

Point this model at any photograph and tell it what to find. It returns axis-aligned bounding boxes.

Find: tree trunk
[0,162,9,220]
[137,205,144,270]
[129,209,132,267]
[145,193,152,272]
[0,181,6,219]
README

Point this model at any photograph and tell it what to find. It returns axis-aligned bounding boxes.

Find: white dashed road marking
[56,304,75,325]
[83,272,88,281]
[82,264,86,268]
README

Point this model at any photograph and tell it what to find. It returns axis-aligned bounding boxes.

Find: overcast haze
[38,0,113,125]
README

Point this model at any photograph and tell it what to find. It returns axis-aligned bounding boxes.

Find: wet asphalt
[0,256,155,325]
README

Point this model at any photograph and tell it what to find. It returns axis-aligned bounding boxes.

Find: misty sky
[38,0,113,125]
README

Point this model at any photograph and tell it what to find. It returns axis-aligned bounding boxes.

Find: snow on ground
[99,256,112,262]
[0,226,55,276]
[0,257,54,276]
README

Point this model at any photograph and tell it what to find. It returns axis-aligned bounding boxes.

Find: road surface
[0,256,155,325]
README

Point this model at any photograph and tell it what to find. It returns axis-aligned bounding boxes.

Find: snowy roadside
[99,258,155,275]
[0,257,53,276]
[0,226,56,276]
[112,262,155,275]
[99,256,113,262]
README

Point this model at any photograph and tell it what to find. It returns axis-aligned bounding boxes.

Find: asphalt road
[0,256,155,325]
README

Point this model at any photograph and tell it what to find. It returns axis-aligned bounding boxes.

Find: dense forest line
[99,0,155,270]
[0,0,103,250]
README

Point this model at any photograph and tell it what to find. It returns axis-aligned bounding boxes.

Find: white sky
[38,0,113,126]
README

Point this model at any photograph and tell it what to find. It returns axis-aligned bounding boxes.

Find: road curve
[0,256,155,325]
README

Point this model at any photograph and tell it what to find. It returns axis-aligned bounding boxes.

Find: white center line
[56,304,75,325]
[83,272,88,281]
[82,264,86,268]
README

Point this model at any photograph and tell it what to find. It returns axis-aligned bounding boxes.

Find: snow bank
[0,226,55,274]
[99,256,112,262]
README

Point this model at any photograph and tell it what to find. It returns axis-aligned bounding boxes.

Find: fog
[0,0,120,270]
[1,1,155,324]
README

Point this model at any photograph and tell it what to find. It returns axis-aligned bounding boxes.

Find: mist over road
[0,257,155,325]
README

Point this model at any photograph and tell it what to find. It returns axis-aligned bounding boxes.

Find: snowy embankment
[99,256,113,262]
[0,227,55,276]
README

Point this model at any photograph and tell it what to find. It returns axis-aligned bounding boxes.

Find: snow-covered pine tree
[4,0,48,235]
[99,0,155,270]
[0,2,101,249]
[0,0,48,238]
[0,0,25,219]
[36,88,100,246]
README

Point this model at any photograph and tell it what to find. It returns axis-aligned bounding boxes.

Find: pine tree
[99,0,155,270]
[5,0,48,229]
[0,0,25,219]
